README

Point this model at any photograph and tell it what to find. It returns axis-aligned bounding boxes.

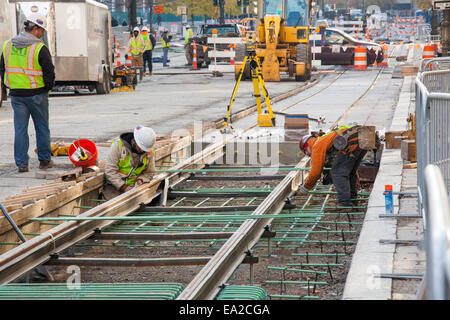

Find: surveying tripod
[221,51,276,134]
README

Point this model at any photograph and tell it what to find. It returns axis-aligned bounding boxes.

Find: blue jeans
[11,92,51,167]
[163,47,169,66]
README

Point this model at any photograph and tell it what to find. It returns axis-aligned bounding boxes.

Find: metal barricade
[415,69,450,223]
[420,57,450,72]
[423,165,450,299]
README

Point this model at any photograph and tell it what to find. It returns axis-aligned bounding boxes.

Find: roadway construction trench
[0,67,391,299]
[21,161,373,300]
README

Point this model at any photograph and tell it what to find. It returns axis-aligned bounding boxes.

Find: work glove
[298,185,309,195]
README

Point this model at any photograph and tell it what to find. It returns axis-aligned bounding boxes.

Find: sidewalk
[343,73,425,299]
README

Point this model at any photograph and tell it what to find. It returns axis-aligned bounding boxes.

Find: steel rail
[177,156,309,300]
[0,138,231,285]
[176,68,382,300]
[0,69,380,296]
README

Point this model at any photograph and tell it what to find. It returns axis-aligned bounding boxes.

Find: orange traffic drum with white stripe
[354,46,367,70]
[422,44,435,59]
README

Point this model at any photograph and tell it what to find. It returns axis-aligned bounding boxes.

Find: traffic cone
[192,41,198,70]
[230,44,235,65]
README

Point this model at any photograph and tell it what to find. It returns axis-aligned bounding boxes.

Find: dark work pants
[330,148,367,206]
[143,50,153,73]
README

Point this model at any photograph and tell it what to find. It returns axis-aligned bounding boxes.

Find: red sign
[154,5,163,14]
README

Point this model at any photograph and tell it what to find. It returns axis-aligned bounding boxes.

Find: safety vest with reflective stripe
[162,37,170,48]
[116,139,153,186]
[185,28,193,45]
[130,36,144,55]
[142,33,153,51]
[320,125,359,156]
[2,40,45,89]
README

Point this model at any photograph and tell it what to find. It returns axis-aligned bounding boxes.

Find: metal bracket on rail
[262,225,277,258]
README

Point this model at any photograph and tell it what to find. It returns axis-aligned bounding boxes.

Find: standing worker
[141,26,156,76]
[103,125,157,200]
[184,24,194,66]
[162,29,171,67]
[0,13,55,173]
[298,125,373,207]
[127,27,145,81]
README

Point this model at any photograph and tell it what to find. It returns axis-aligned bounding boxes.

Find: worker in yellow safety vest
[127,27,145,80]
[104,125,157,200]
[184,24,194,66]
[0,13,55,173]
[141,26,156,75]
[161,29,171,67]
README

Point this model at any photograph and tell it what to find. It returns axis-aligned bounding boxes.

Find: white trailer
[7,0,112,94]
[0,0,12,107]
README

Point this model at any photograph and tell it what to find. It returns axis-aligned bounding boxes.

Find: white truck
[4,0,112,97]
[0,0,12,107]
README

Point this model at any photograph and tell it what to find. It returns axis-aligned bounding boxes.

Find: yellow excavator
[235,0,312,82]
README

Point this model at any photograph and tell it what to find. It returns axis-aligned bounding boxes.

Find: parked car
[310,27,384,66]
[188,24,241,68]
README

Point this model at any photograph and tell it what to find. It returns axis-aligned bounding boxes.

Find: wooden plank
[208,50,235,58]
[401,139,416,162]
[385,131,406,149]
[0,174,104,235]
[208,65,235,73]
[207,37,244,44]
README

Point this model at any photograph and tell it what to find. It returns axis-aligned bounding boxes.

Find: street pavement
[0,50,305,200]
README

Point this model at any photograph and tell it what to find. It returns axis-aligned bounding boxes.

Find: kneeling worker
[298,125,370,207]
[103,125,157,200]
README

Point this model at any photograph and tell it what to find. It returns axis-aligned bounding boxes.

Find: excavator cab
[235,0,312,82]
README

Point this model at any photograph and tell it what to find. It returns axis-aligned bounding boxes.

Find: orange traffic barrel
[354,46,367,70]
[422,44,435,59]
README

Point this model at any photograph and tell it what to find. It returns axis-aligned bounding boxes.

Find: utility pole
[149,0,153,30]
[431,8,439,38]
[442,9,450,56]
[219,0,225,24]
[128,0,137,29]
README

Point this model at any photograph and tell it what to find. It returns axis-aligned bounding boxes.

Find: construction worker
[0,13,55,173]
[298,125,368,207]
[103,125,157,200]
[162,29,171,67]
[127,27,145,81]
[184,24,194,66]
[141,26,156,75]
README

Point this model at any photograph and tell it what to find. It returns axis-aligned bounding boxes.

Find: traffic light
[213,0,218,6]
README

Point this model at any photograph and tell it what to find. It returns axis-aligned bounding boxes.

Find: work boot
[18,165,29,173]
[336,202,352,208]
[39,160,54,169]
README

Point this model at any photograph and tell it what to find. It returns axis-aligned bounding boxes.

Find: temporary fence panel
[207,35,245,73]
[415,68,450,222]
[423,165,450,299]
[330,20,363,39]
[310,33,322,67]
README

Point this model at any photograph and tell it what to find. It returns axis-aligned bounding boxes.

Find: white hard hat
[142,26,148,31]
[133,27,140,32]
[186,24,191,28]
[27,13,47,31]
[134,126,156,152]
